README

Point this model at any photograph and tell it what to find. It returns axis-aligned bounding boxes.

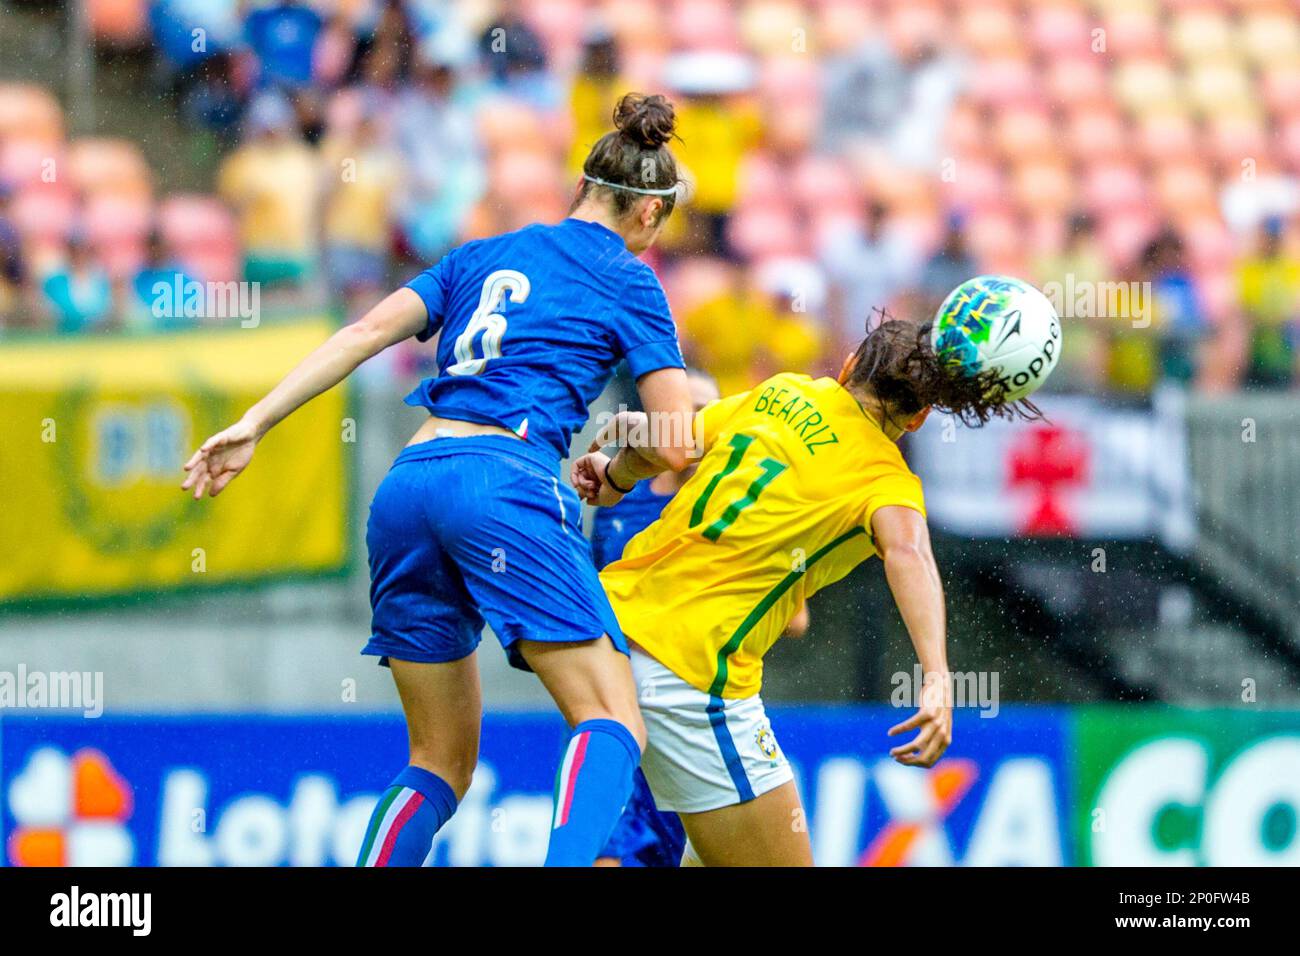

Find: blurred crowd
[3,0,1300,395]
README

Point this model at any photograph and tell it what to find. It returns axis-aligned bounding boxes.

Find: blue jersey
[403,218,685,460]
[590,481,674,570]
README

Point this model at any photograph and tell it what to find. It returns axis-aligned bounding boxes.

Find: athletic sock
[545,718,640,867]
[356,766,458,867]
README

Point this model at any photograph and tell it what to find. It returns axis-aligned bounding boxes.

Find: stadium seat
[738,0,812,57]
[814,0,875,55]
[0,83,64,143]
[1135,111,1199,163]
[1043,55,1108,107]
[1064,106,1129,161]
[668,0,742,51]
[957,3,1022,57]
[1169,10,1235,63]
[1100,8,1165,58]
[727,202,803,259]
[1012,161,1074,215]
[9,184,77,244]
[1029,3,1091,55]
[1240,9,1300,63]
[67,138,152,200]
[1082,162,1148,213]
[87,0,150,47]
[0,138,64,189]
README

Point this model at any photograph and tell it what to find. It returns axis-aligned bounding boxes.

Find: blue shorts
[599,769,686,867]
[363,435,626,670]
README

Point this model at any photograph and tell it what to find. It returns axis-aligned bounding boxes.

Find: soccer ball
[931,275,1062,403]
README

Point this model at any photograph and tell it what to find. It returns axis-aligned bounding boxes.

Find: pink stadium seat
[661,255,734,318]
[1082,162,1148,213]
[789,155,858,210]
[83,192,152,246]
[87,0,149,46]
[885,2,948,54]
[966,57,1038,105]
[604,0,667,51]
[994,106,1057,160]
[1043,56,1108,108]
[957,3,1021,57]
[944,102,987,156]
[1098,209,1158,268]
[966,208,1023,273]
[814,0,875,55]
[1012,161,1074,215]
[1030,3,1091,56]
[157,194,238,261]
[668,0,741,51]
[183,247,240,285]
[737,153,784,203]
[1102,9,1164,58]
[759,55,820,105]
[9,184,76,244]
[523,0,585,65]
[1154,163,1217,216]
[941,157,1005,210]
[727,203,803,260]
[0,83,63,142]
[1207,114,1269,166]
[1276,116,1300,168]
[1181,214,1234,271]
[0,138,63,188]
[1064,107,1128,161]
[490,149,563,208]
[476,100,550,155]
[1135,112,1199,163]
[67,138,152,199]
[1261,64,1300,116]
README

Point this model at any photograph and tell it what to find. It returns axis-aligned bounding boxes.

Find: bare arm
[611,366,695,480]
[572,366,694,505]
[181,288,427,499]
[871,504,953,767]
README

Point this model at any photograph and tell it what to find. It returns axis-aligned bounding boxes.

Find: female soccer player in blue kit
[182,94,694,867]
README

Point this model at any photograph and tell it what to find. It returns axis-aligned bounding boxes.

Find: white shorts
[631,645,794,814]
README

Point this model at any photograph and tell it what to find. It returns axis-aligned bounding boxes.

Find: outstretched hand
[181,419,260,500]
[887,675,953,767]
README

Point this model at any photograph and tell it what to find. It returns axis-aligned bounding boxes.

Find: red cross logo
[1006,424,1089,536]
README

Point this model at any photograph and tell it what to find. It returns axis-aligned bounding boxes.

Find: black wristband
[603,459,635,494]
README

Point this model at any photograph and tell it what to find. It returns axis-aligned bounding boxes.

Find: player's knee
[408,744,478,799]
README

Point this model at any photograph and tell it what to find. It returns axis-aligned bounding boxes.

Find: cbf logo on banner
[1,709,1074,867]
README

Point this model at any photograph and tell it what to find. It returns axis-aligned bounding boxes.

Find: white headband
[583,173,678,196]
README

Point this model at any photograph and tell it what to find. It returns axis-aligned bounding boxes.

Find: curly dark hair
[846,316,1044,429]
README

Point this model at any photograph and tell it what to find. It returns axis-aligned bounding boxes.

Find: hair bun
[613,93,676,149]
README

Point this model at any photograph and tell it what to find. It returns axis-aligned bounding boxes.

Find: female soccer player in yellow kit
[572,317,1040,866]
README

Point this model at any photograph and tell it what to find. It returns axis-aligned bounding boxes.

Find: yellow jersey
[600,373,927,699]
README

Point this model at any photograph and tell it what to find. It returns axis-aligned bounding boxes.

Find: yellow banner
[0,320,349,603]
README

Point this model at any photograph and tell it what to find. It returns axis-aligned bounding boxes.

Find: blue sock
[545,719,640,867]
[356,766,457,867]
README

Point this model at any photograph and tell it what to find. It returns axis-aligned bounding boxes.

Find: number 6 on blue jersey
[448,269,531,376]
